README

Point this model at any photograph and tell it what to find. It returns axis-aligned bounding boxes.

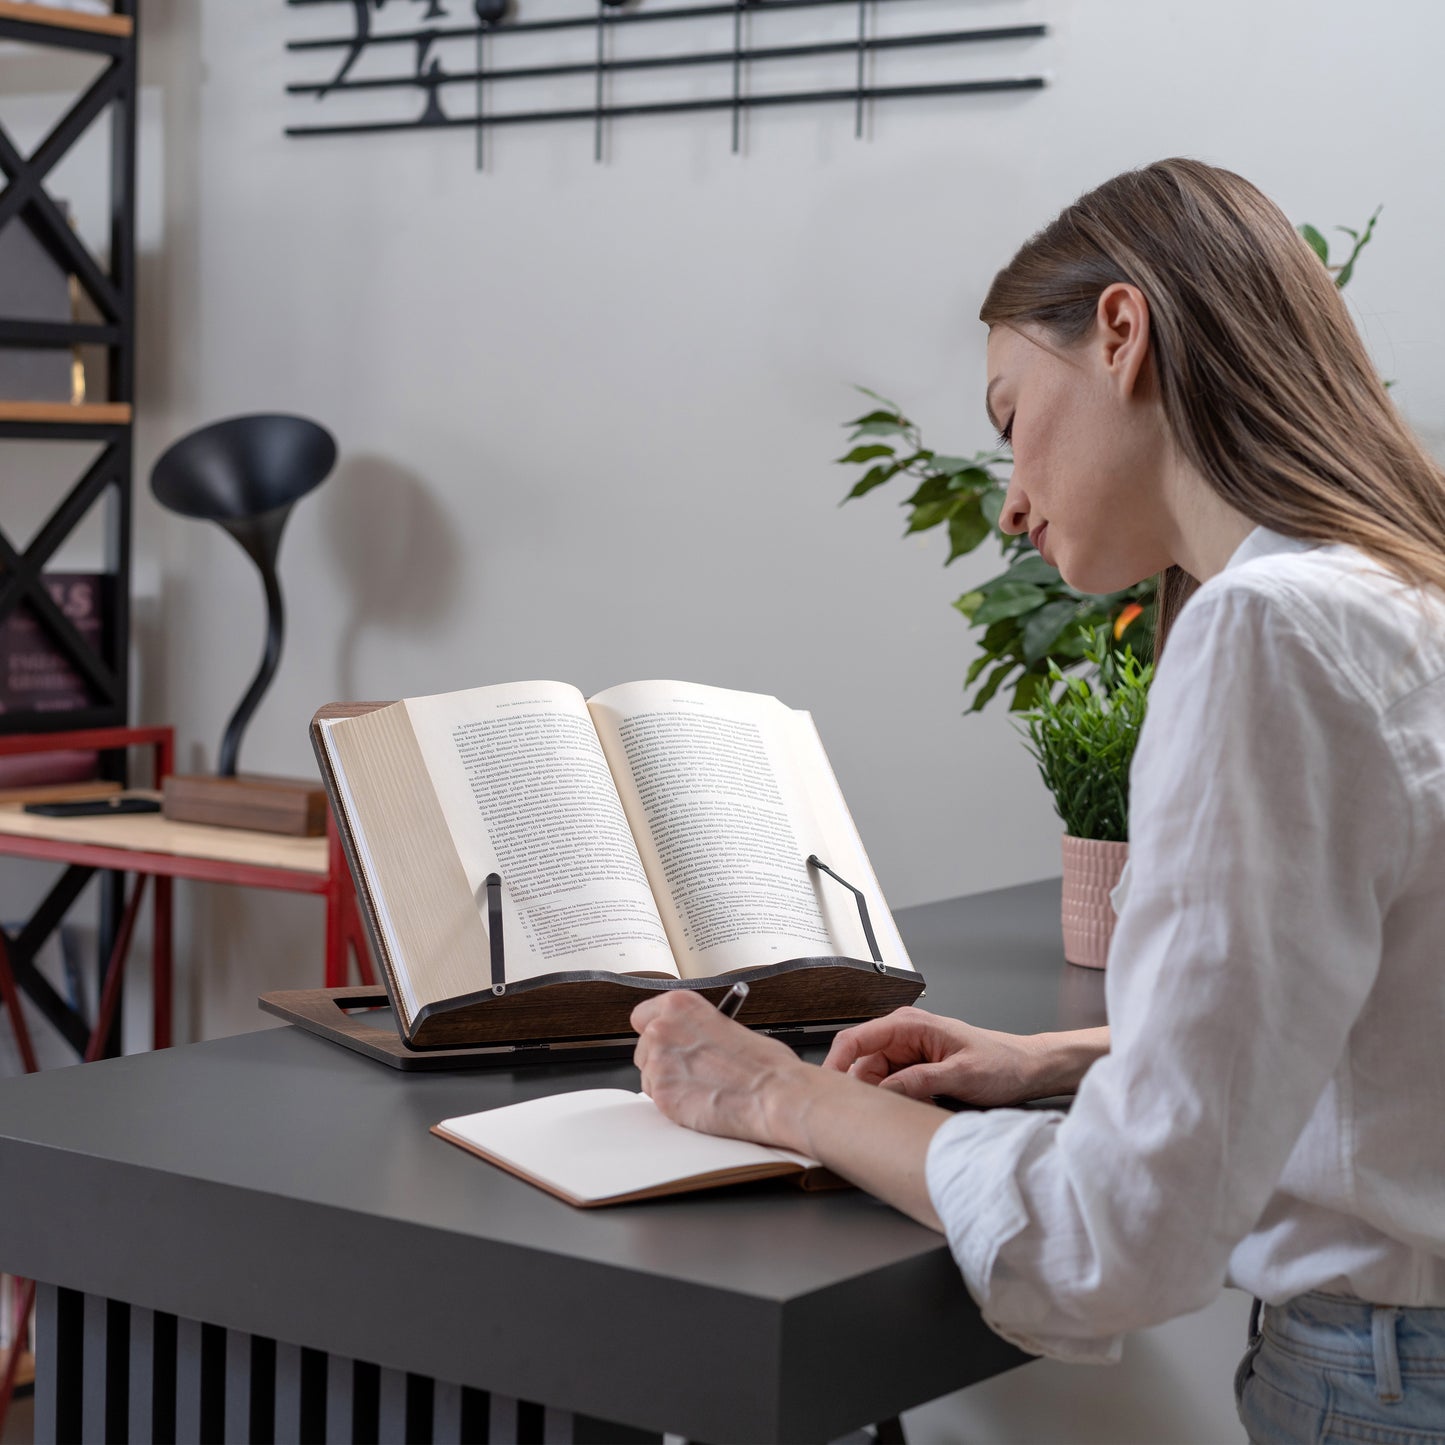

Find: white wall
[6,0,1443,1438]
[126,0,1445,1043]
[124,0,1445,1040]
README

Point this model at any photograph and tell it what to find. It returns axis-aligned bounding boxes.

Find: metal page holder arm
[806,853,885,971]
[485,872,507,993]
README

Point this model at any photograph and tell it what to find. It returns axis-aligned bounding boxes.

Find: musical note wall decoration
[286,0,1047,165]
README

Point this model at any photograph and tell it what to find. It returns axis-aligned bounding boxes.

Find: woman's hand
[631,990,813,1149]
[823,1007,1107,1105]
[633,993,973,1232]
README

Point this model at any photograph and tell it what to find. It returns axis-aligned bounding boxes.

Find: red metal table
[0,726,373,1067]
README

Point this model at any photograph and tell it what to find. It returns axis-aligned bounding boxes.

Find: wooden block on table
[162,774,328,837]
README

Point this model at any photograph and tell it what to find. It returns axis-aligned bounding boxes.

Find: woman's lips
[1030,522,1050,561]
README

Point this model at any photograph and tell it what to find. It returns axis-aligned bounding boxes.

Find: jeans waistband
[1260,1291,1445,1394]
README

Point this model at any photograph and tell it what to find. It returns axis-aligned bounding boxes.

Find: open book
[433,1088,845,1207]
[313,679,922,1048]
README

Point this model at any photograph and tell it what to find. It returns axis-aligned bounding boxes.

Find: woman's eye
[996,418,1014,449]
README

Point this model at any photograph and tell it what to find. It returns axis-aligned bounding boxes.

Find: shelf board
[0,2,132,36]
[0,400,131,424]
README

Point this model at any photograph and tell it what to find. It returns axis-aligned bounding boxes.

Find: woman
[630,158,1445,1442]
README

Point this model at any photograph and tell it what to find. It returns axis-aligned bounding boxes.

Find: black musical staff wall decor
[286,0,1047,166]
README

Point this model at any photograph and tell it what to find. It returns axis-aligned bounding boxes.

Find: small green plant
[836,210,1378,715]
[1019,631,1153,842]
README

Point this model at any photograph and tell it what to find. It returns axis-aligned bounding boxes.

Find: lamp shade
[150,413,337,776]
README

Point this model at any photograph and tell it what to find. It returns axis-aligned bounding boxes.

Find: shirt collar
[1223,524,1318,574]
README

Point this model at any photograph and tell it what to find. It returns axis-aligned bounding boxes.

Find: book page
[435,1089,816,1206]
[587,681,912,979]
[402,682,679,983]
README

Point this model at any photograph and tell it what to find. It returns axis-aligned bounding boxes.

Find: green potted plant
[1020,633,1152,967]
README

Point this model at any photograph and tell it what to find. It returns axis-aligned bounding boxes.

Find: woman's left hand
[631,990,811,1149]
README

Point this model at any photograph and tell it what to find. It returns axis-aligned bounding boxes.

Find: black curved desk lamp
[151,415,336,818]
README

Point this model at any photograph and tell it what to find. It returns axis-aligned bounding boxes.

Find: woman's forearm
[1026,1026,1111,1097]
[754,1026,1111,1231]
[763,1065,951,1231]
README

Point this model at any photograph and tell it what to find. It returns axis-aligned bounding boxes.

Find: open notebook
[432,1088,846,1207]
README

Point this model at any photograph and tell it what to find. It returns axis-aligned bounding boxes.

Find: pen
[716,981,749,1019]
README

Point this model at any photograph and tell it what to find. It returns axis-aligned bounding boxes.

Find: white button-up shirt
[925,526,1445,1363]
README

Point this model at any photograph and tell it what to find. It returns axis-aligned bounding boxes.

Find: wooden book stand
[258,706,925,1070]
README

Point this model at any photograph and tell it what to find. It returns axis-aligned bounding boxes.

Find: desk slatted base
[31,1284,660,1445]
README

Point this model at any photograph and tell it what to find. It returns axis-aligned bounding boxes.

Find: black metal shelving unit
[0,0,138,737]
[0,2,139,1067]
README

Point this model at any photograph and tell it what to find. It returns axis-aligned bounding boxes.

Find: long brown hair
[980,158,1445,653]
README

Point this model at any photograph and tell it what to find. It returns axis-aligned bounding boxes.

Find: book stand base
[259,986,634,1069]
[260,953,925,1071]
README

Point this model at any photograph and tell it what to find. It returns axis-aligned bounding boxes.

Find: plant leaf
[968,659,1017,712]
[1299,223,1329,264]
[981,617,1021,651]
[849,420,912,439]
[953,589,985,621]
[1004,553,1061,585]
[845,463,898,500]
[946,497,990,562]
[980,487,1007,530]
[905,473,952,508]
[971,581,1047,626]
[907,494,968,533]
[1022,599,1083,664]
[1009,669,1052,712]
[953,467,994,493]
[844,408,903,428]
[965,649,996,685]
[835,443,895,465]
[853,384,902,411]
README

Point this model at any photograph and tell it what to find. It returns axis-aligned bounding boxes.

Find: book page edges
[320,705,492,1031]
[431,1123,813,1206]
[793,710,914,973]
[314,717,412,1022]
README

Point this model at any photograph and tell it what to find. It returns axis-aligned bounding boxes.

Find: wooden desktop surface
[0,878,1102,1442]
[0,796,328,874]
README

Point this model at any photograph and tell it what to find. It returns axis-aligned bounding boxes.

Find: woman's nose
[999,484,1029,536]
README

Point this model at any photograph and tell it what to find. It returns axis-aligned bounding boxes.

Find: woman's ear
[1095,283,1152,400]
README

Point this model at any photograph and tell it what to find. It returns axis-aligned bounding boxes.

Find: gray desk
[0,879,1104,1444]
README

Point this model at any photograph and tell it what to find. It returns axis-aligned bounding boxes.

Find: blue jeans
[1235,1290,1445,1443]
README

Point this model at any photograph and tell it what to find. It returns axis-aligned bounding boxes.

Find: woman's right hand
[821,1007,1107,1106]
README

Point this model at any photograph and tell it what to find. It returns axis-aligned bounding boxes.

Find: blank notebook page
[436,1088,817,1203]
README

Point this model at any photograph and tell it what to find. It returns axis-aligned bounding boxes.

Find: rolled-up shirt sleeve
[925,578,1410,1363]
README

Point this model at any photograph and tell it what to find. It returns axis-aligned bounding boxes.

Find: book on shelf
[312,678,923,1050]
[433,1087,846,1207]
[0,572,107,717]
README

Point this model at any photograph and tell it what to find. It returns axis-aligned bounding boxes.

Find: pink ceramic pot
[1060,834,1129,969]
